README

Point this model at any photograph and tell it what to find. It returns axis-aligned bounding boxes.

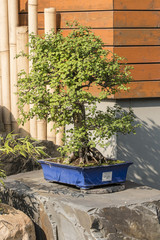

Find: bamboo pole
[56,126,64,146]
[0,0,11,133]
[44,8,56,34]
[0,52,2,116]
[28,0,38,36]
[37,120,47,140]
[0,53,4,132]
[44,8,57,143]
[8,0,19,133]
[28,0,38,139]
[16,26,30,137]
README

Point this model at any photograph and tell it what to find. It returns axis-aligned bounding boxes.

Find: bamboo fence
[0,1,63,145]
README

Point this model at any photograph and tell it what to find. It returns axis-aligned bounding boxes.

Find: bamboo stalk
[37,120,47,140]
[44,8,56,34]
[44,8,57,143]
[56,126,64,146]
[16,26,30,137]
[0,53,4,132]
[28,0,38,35]
[0,0,11,133]
[8,0,19,133]
[28,0,38,139]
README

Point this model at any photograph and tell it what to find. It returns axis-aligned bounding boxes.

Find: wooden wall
[114,0,160,98]
[19,0,160,99]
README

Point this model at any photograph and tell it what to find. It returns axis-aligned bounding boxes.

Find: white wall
[95,100,117,159]
[117,98,160,190]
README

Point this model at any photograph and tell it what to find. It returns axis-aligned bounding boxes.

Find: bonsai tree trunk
[72,103,88,163]
[71,103,105,164]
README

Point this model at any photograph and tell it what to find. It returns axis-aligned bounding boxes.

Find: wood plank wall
[19,0,160,99]
[114,0,160,98]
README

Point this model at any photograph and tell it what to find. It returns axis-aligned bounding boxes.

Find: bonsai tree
[17,22,138,166]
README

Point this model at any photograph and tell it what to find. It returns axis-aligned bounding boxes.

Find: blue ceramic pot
[38,159,133,189]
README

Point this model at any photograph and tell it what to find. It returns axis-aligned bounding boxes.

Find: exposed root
[68,152,77,163]
[67,147,106,166]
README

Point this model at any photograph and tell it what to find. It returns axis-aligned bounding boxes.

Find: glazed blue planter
[38,159,133,189]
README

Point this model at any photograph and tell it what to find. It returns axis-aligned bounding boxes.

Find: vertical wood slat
[0,0,11,133]
[16,26,30,136]
[8,0,19,133]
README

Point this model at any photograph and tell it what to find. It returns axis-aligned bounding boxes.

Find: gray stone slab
[1,170,160,240]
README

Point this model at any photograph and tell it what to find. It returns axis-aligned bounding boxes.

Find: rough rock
[0,203,36,240]
[0,140,60,176]
[1,170,160,240]
[0,153,41,176]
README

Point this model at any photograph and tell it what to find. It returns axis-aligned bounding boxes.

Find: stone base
[1,170,160,240]
[81,183,125,194]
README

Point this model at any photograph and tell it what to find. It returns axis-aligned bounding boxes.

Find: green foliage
[0,133,48,186]
[0,133,47,160]
[17,22,138,159]
[0,167,6,186]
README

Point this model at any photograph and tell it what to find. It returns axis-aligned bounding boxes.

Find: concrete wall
[96,101,117,159]
[117,98,160,190]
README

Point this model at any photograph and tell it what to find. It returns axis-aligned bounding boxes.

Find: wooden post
[28,0,38,139]
[0,0,11,133]
[8,0,19,133]
[16,26,30,137]
[44,8,57,143]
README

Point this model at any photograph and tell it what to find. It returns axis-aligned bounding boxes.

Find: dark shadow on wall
[0,106,30,137]
[117,116,160,190]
